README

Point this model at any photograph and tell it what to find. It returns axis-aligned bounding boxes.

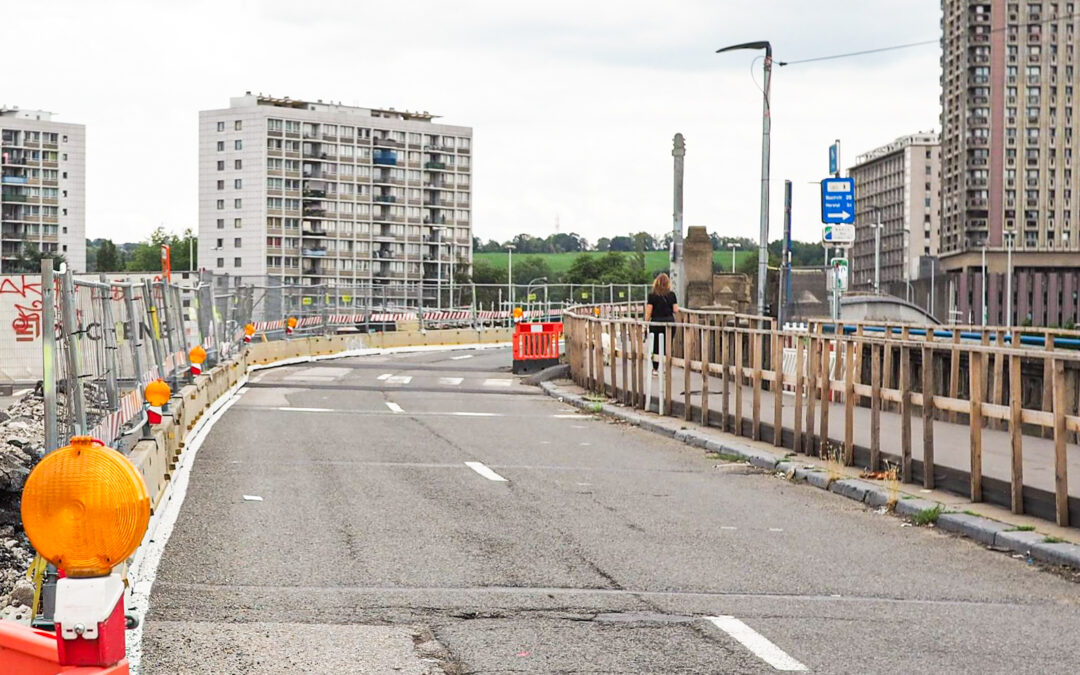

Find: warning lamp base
[54,574,127,667]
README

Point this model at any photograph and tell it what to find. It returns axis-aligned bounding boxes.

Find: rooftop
[853,131,940,167]
[231,91,440,122]
[0,107,55,121]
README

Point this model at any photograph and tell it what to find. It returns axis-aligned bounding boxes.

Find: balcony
[373,195,397,203]
[373,155,398,166]
[301,247,328,257]
[302,226,328,236]
[424,161,447,170]
[373,137,404,148]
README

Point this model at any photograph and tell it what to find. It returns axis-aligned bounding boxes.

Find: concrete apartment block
[198,93,472,309]
[0,108,86,272]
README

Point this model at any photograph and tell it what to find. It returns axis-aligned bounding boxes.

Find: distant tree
[95,239,122,272]
[633,232,658,251]
[126,227,196,272]
[609,236,635,252]
[595,237,611,252]
[470,259,505,285]
[511,256,553,285]
[6,243,64,272]
[472,236,483,251]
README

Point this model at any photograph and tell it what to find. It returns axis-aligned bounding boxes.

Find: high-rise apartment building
[850,132,941,291]
[198,93,472,308]
[941,1,1080,326]
[0,108,86,272]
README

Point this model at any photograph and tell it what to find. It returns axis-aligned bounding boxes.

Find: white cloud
[4,0,940,246]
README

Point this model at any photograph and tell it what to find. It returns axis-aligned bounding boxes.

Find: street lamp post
[526,276,547,318]
[1005,230,1015,330]
[728,243,738,273]
[870,205,882,295]
[431,227,445,310]
[505,244,515,323]
[981,243,988,327]
[717,40,772,317]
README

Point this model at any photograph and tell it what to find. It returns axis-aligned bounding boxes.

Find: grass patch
[912,504,943,526]
[473,250,757,280]
[1007,525,1036,532]
[963,510,981,517]
[901,495,914,500]
[821,442,845,483]
[587,402,603,413]
[705,451,744,463]
[1043,536,1066,544]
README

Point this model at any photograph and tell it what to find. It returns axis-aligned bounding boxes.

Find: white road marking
[720,526,737,530]
[277,406,334,412]
[465,461,508,482]
[448,411,499,417]
[242,495,263,502]
[769,528,784,532]
[451,354,474,360]
[483,378,512,387]
[236,387,249,395]
[579,442,592,446]
[439,377,464,385]
[706,616,807,672]
[553,414,580,419]
[385,401,404,413]
[377,373,393,380]
[386,375,413,384]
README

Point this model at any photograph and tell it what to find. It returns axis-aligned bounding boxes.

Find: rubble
[0,390,45,609]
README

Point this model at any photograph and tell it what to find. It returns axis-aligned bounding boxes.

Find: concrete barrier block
[129,439,168,510]
[995,528,1046,553]
[1029,540,1080,567]
[894,498,942,520]
[829,479,873,503]
[805,471,834,491]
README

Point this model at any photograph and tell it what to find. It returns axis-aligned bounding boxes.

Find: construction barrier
[512,322,563,374]
[0,620,128,674]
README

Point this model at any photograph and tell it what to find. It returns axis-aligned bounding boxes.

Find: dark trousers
[649,325,670,371]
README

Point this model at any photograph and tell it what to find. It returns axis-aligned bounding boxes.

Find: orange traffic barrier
[0,620,128,674]
[512,322,563,374]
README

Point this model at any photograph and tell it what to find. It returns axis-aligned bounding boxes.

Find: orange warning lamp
[513,307,523,319]
[144,379,171,407]
[189,345,207,364]
[21,437,150,577]
[244,323,256,336]
[593,307,601,317]
[287,316,297,329]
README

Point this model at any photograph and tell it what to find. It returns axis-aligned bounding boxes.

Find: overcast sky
[5,0,941,246]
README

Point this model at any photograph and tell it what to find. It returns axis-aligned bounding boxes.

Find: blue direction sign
[820,177,855,224]
[828,143,839,175]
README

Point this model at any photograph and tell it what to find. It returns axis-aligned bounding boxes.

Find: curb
[540,380,1080,571]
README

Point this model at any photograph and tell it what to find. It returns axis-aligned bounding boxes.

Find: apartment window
[62,190,67,197]
[234,178,242,189]
[235,159,242,170]
[234,139,243,150]
[216,257,224,267]
[62,172,67,179]
[235,120,242,131]
[217,141,224,151]
[234,198,242,208]
[268,119,283,132]
[234,257,242,267]
[216,121,225,132]
[217,180,224,190]
[217,160,225,171]
[216,199,224,210]
[61,153,67,161]
[215,238,223,248]
[216,218,224,229]
[234,237,242,247]
[61,208,67,216]
[62,135,68,143]
[924,197,931,207]
[925,165,932,174]
[234,218,242,228]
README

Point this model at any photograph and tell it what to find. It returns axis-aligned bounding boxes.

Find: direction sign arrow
[820,177,856,224]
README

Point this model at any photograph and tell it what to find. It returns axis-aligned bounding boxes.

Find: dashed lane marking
[450,354,474,360]
[465,461,508,482]
[483,378,513,387]
[439,377,464,385]
[276,406,334,412]
[385,402,404,414]
[706,616,807,672]
[386,375,413,384]
[377,373,393,381]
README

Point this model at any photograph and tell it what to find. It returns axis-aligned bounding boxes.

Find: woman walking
[644,272,678,374]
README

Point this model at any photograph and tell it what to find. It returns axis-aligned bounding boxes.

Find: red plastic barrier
[513,322,563,362]
[0,621,129,674]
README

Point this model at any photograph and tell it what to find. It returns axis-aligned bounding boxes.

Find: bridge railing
[564,305,1080,528]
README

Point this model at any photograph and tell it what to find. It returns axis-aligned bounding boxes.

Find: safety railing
[564,304,1080,528]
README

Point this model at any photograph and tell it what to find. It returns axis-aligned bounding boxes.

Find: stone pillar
[682,226,714,309]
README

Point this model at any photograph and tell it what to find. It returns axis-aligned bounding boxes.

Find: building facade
[941,1,1080,326]
[0,108,86,272]
[198,93,472,308]
[850,132,941,291]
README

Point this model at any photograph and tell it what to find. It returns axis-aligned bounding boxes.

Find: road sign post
[821,175,855,324]
[820,178,855,224]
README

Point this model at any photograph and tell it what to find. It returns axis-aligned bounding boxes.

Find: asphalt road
[142,346,1080,674]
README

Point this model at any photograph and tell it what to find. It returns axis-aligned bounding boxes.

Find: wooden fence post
[870,343,881,472]
[969,349,983,502]
[752,324,763,441]
[844,338,855,465]
[664,324,674,415]
[609,321,617,399]
[1009,353,1024,514]
[621,323,629,405]
[701,326,711,426]
[805,334,818,455]
[773,329,784,448]
[684,316,693,421]
[900,343,912,483]
[734,325,744,437]
[1053,358,1069,526]
[721,318,731,433]
[922,344,935,489]
[819,336,831,456]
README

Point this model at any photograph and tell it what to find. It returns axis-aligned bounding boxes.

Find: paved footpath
[142,346,1080,673]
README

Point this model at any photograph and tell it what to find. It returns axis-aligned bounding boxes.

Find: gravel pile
[0,390,45,609]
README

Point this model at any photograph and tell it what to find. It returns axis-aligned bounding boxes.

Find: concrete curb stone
[935,513,1013,547]
[537,379,1080,571]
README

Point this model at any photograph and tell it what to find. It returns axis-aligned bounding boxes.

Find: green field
[473,250,757,277]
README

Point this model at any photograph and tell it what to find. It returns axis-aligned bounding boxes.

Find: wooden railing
[563,305,1080,528]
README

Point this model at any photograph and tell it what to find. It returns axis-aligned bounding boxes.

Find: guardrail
[564,305,1080,528]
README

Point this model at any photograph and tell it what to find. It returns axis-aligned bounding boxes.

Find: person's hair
[652,273,671,296]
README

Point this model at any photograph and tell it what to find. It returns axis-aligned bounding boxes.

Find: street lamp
[505,244,516,322]
[728,243,738,272]
[870,205,882,295]
[431,226,445,310]
[717,40,772,317]
[1004,230,1015,330]
[526,276,547,318]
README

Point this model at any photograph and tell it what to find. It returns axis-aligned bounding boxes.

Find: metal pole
[781,179,792,327]
[730,244,737,273]
[1006,233,1013,330]
[170,284,193,376]
[143,279,165,380]
[59,269,86,434]
[930,260,936,318]
[507,245,514,312]
[981,244,988,327]
[756,47,773,318]
[98,274,120,414]
[40,259,57,452]
[671,133,686,304]
[874,222,881,294]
